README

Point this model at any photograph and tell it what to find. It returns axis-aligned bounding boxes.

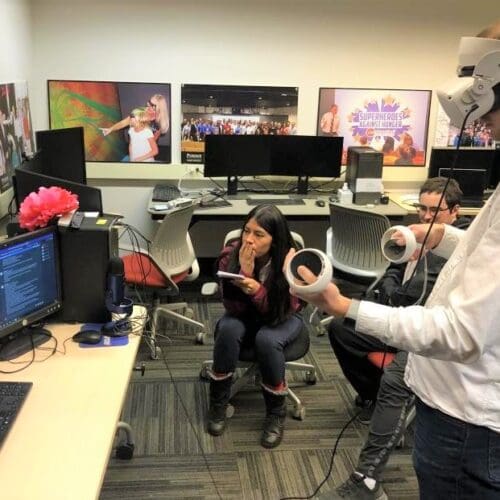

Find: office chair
[326,203,391,291]
[200,229,317,420]
[122,204,207,359]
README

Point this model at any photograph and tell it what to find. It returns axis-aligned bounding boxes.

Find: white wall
[0,0,32,216]
[25,0,495,248]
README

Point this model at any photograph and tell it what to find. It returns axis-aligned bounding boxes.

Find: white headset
[437,36,500,127]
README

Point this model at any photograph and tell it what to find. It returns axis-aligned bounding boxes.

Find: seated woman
[207,204,303,448]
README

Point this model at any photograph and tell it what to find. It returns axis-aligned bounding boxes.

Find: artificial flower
[19,186,79,231]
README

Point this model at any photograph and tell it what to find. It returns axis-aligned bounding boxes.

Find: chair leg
[287,387,306,421]
[153,306,208,345]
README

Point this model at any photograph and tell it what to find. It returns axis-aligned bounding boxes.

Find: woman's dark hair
[227,204,297,325]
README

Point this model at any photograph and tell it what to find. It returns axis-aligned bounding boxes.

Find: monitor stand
[0,326,52,361]
[297,175,309,195]
[227,176,238,195]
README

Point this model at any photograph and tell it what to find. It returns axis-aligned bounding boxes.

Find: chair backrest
[223,229,304,250]
[151,204,198,279]
[327,203,391,279]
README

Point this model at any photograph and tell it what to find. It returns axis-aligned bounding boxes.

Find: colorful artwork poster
[434,103,494,148]
[48,80,171,163]
[181,84,298,164]
[317,88,432,166]
[0,81,35,192]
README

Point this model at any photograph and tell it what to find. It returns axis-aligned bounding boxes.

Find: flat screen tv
[35,126,86,184]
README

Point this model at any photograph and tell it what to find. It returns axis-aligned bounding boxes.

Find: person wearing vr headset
[290,21,500,499]
[326,177,470,499]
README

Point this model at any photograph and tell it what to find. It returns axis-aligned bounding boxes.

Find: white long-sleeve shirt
[356,183,500,432]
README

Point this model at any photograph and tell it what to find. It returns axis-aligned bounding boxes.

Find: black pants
[329,317,414,479]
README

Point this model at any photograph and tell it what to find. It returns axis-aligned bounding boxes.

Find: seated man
[325,177,470,499]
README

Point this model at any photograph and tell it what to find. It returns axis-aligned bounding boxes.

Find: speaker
[56,215,119,323]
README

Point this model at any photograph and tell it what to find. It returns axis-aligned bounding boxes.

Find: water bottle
[338,183,353,204]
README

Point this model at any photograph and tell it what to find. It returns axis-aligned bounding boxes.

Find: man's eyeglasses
[413,203,449,214]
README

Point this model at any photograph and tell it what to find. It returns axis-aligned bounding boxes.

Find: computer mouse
[72,330,102,344]
[315,199,326,208]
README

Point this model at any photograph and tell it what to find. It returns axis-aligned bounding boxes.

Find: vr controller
[285,248,332,294]
[381,225,420,264]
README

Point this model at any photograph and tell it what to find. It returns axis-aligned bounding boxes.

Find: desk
[149,195,408,222]
[0,306,147,500]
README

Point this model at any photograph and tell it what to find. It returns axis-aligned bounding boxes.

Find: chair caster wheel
[150,346,161,360]
[116,442,134,460]
[195,332,206,344]
[305,372,317,385]
[292,406,306,421]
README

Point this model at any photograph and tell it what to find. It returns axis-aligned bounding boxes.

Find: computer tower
[346,146,383,205]
[56,215,119,323]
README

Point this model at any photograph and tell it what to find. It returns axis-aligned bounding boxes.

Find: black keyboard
[246,198,305,206]
[0,381,32,448]
[152,184,181,202]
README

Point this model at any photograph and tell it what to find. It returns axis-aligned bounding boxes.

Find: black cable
[279,409,362,500]
[158,346,223,500]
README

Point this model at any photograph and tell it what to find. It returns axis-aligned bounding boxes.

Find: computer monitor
[438,168,487,207]
[428,147,498,189]
[0,226,62,361]
[204,135,343,194]
[35,126,87,184]
[14,167,103,213]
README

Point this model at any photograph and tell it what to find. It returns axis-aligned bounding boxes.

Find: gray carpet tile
[101,291,418,499]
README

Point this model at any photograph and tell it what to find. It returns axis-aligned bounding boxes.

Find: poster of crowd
[48,80,171,164]
[0,81,35,192]
[317,87,432,166]
[181,84,298,164]
[434,104,495,148]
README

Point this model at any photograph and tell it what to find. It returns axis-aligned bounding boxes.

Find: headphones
[437,36,500,127]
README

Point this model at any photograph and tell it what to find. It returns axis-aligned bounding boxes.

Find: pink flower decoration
[19,186,79,231]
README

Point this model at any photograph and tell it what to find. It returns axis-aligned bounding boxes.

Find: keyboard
[152,184,181,202]
[246,198,305,206]
[0,381,32,448]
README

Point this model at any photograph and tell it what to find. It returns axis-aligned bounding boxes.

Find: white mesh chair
[122,204,207,359]
[326,203,391,290]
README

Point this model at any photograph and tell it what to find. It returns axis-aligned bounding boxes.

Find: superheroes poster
[317,88,431,166]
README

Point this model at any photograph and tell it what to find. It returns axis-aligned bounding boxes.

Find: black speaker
[56,215,119,323]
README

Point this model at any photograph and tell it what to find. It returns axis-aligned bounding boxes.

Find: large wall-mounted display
[48,80,171,163]
[0,81,35,192]
[181,84,298,164]
[317,87,432,166]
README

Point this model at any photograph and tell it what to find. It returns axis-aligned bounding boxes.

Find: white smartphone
[216,271,245,280]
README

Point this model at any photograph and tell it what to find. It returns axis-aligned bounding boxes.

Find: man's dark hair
[420,176,463,208]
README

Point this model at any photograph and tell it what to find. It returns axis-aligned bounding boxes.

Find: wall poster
[181,84,298,164]
[0,81,34,192]
[317,87,432,166]
[48,80,171,163]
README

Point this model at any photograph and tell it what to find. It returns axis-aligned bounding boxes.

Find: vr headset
[437,36,500,127]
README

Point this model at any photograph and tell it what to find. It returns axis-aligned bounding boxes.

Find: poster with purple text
[317,88,431,166]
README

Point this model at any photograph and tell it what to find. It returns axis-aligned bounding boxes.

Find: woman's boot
[207,376,232,436]
[261,388,287,448]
